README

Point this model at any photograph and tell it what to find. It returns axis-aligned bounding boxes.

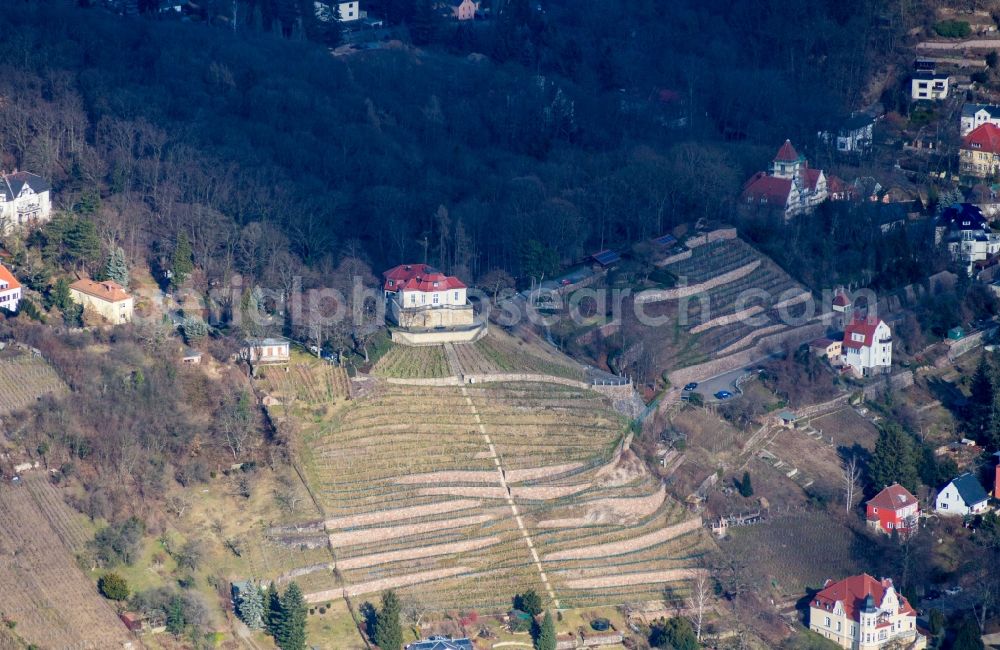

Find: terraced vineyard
[289,380,710,611]
[0,350,67,415]
[257,354,352,404]
[452,329,586,380]
[372,344,450,378]
[0,475,132,649]
[642,237,815,364]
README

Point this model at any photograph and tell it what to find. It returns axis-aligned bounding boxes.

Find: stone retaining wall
[390,322,487,346]
[636,260,760,303]
[861,371,915,400]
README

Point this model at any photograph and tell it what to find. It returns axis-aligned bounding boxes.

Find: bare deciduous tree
[843,454,862,513]
[687,570,711,642]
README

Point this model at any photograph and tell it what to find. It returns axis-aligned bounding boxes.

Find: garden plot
[808,407,879,450]
[283,379,709,612]
[0,475,132,649]
[0,349,67,415]
[258,355,351,404]
[372,344,451,378]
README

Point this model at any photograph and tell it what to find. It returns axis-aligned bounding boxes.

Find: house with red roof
[960,122,1000,178]
[809,574,925,649]
[382,264,478,338]
[841,316,892,377]
[741,140,829,221]
[865,484,919,537]
[0,263,22,313]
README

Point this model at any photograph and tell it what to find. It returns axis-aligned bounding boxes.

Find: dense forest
[0,0,904,294]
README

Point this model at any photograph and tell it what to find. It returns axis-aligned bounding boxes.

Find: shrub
[934,20,971,38]
[99,572,130,601]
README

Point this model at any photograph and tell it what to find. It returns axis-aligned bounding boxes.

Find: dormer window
[973,143,982,149]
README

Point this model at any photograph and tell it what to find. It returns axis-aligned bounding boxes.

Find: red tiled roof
[963,123,1000,155]
[810,337,836,348]
[69,279,131,303]
[399,272,466,292]
[774,139,801,162]
[833,291,850,307]
[867,483,917,512]
[814,574,916,621]
[843,316,885,349]
[0,263,20,292]
[383,264,437,291]
[803,168,823,191]
[742,173,792,206]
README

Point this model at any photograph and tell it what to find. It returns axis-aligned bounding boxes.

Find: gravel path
[323,499,481,529]
[563,568,708,589]
[543,517,701,561]
[305,566,472,602]
[327,513,496,547]
[337,536,502,570]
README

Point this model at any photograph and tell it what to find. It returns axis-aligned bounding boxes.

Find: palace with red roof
[809,574,925,649]
[382,264,476,334]
[865,483,919,537]
[841,315,892,378]
[741,140,831,220]
[0,263,22,312]
[960,122,1000,178]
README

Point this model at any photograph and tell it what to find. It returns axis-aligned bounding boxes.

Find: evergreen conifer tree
[266,582,283,638]
[171,232,194,288]
[534,610,556,650]
[104,245,130,289]
[373,589,402,650]
[236,583,265,630]
[277,582,307,650]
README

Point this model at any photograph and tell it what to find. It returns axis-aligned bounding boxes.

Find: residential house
[993,452,1000,499]
[240,338,290,365]
[313,0,365,22]
[0,171,52,234]
[936,203,1000,275]
[969,183,1000,216]
[809,574,925,649]
[448,0,478,20]
[820,113,876,153]
[911,71,950,101]
[0,263,22,313]
[960,122,1000,178]
[69,279,133,324]
[741,140,829,220]
[181,348,202,365]
[841,317,892,377]
[865,483,919,537]
[935,472,989,516]
[961,103,1000,136]
[382,264,475,330]
[810,337,843,360]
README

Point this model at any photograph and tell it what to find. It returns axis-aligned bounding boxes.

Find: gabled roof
[399,272,466,293]
[383,264,438,291]
[244,337,288,346]
[813,574,915,622]
[810,337,836,348]
[742,173,792,206]
[803,168,824,191]
[939,203,989,233]
[963,123,1000,154]
[962,102,1000,118]
[0,171,50,202]
[948,472,989,506]
[774,139,801,163]
[0,264,20,293]
[843,316,887,350]
[405,638,474,650]
[69,279,131,303]
[867,483,918,512]
[832,291,850,307]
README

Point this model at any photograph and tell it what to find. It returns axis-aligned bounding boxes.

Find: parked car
[683,382,698,391]
[714,390,733,400]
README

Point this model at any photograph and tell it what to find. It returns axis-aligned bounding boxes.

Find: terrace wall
[390,323,487,346]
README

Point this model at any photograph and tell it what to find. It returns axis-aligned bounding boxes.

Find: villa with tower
[741,140,830,221]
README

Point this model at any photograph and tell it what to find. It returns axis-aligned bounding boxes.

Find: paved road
[686,354,778,402]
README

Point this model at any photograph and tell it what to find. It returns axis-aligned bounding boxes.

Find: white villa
[961,103,1000,136]
[809,574,925,649]
[0,171,52,234]
[741,140,829,220]
[382,264,482,344]
[841,317,892,377]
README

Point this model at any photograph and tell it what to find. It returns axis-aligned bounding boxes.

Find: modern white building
[911,72,950,101]
[809,574,925,649]
[841,317,892,377]
[819,114,876,153]
[0,171,52,234]
[0,263,22,312]
[961,103,1000,136]
[240,338,290,365]
[935,473,989,516]
[313,0,365,22]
